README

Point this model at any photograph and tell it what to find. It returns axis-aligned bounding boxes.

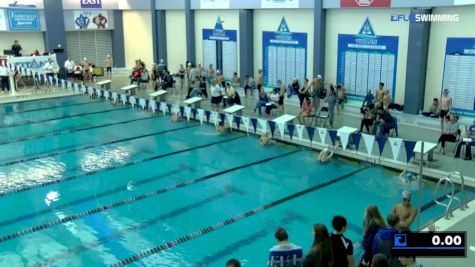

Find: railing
[433,171,468,220]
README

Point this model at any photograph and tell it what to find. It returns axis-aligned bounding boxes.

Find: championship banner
[0,9,7,30]
[7,9,40,31]
[340,0,391,7]
[8,55,59,74]
[74,10,108,30]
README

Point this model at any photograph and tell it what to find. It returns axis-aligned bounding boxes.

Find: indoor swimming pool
[0,95,473,266]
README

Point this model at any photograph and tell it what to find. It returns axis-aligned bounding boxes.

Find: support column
[239,9,253,86]
[313,0,326,78]
[404,8,432,114]
[43,0,67,64]
[185,0,195,64]
[151,0,167,64]
[111,10,126,68]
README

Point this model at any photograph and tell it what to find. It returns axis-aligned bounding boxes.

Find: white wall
[253,9,314,81]
[424,5,475,109]
[122,10,153,68]
[0,32,45,55]
[325,8,410,104]
[165,10,186,72]
[194,9,239,76]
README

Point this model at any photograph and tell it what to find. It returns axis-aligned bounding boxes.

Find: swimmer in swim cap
[318,146,334,163]
[399,168,418,184]
[392,190,417,231]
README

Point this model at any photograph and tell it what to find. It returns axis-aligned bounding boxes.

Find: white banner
[340,131,350,151]
[261,0,299,8]
[258,119,268,134]
[160,102,167,115]
[0,0,37,8]
[197,109,205,124]
[242,116,250,133]
[0,9,7,31]
[211,111,219,126]
[317,127,327,145]
[362,134,375,155]
[74,10,109,30]
[296,124,305,142]
[277,123,285,138]
[200,0,230,9]
[226,113,234,129]
[9,55,59,74]
[184,106,192,122]
[388,137,403,161]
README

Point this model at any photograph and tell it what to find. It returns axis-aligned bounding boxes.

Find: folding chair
[317,107,329,127]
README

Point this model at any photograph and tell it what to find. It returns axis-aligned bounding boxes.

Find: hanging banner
[263,17,307,88]
[337,18,398,100]
[277,123,285,138]
[362,133,375,155]
[185,107,192,122]
[258,119,268,134]
[306,127,315,143]
[197,109,205,124]
[74,10,108,30]
[242,116,250,133]
[234,116,241,130]
[287,124,295,140]
[200,0,230,9]
[0,0,37,8]
[388,137,402,161]
[352,133,362,151]
[0,9,7,30]
[328,130,338,147]
[404,140,417,163]
[226,113,234,128]
[317,127,327,145]
[261,0,299,8]
[296,124,305,141]
[339,132,350,150]
[7,9,40,31]
[268,120,277,137]
[250,118,258,133]
[203,16,237,80]
[8,55,59,74]
[340,0,391,7]
[376,136,387,156]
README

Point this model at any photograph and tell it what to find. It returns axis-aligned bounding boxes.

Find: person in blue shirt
[361,90,375,113]
[372,213,401,267]
[454,119,475,160]
[268,227,303,267]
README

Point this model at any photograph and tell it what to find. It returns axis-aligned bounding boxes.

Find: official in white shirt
[0,62,10,93]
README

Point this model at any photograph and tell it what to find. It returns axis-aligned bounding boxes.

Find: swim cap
[402,190,412,199]
[404,172,415,181]
[443,89,449,95]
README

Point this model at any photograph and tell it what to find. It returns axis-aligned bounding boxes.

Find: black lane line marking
[0,106,128,129]
[0,115,156,147]
[0,164,194,229]
[37,186,242,266]
[0,135,246,199]
[0,119,189,166]
[0,147,298,243]
[4,99,102,114]
[0,95,83,107]
[109,165,369,267]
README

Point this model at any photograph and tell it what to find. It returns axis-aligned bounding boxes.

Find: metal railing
[433,171,468,220]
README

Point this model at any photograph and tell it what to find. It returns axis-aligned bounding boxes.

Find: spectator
[177,64,186,91]
[43,58,57,90]
[225,258,241,267]
[254,90,269,116]
[437,114,459,154]
[361,90,375,113]
[360,205,386,266]
[336,84,346,114]
[392,190,417,231]
[130,67,142,85]
[439,89,452,132]
[266,87,280,116]
[268,227,303,267]
[232,72,240,88]
[376,83,385,105]
[372,213,401,267]
[422,98,439,118]
[207,64,215,88]
[73,63,84,81]
[372,108,395,136]
[105,55,113,79]
[140,68,151,87]
[256,69,263,92]
[371,254,388,267]
[162,70,174,91]
[311,75,324,112]
[299,78,310,108]
[278,80,286,114]
[359,103,380,133]
[189,76,203,98]
[210,79,224,112]
[398,256,423,267]
[302,224,333,267]
[288,78,300,98]
[454,118,475,160]
[325,84,337,128]
[331,216,355,267]
[31,49,40,56]
[0,61,10,93]
[227,84,241,108]
[298,97,312,125]
[12,40,22,57]
[243,75,256,97]
[13,67,26,90]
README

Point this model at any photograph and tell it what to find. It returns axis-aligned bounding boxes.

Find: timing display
[392,232,466,257]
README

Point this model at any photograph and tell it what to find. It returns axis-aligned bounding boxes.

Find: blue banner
[7,9,40,31]
[337,18,398,100]
[442,38,475,115]
[263,17,307,88]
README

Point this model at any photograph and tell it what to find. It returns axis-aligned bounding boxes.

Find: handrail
[433,176,461,219]
[448,171,469,210]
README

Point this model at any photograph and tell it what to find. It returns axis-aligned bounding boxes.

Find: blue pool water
[0,95,473,266]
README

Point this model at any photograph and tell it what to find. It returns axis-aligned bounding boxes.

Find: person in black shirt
[12,40,22,57]
[330,215,356,267]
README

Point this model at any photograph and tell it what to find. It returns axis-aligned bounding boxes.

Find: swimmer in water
[318,146,334,163]
[399,168,418,184]
[216,124,230,133]
[260,134,272,145]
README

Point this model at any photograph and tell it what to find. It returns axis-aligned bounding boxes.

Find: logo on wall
[74,11,108,29]
[8,9,41,31]
[80,0,102,9]
[276,17,291,34]
[7,0,37,8]
[357,18,375,37]
[340,0,391,7]
[212,16,225,36]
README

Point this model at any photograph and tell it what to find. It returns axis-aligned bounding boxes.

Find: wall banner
[7,9,40,31]
[202,16,237,80]
[337,18,399,100]
[200,0,230,9]
[9,55,59,74]
[340,0,391,7]
[74,10,108,29]
[261,0,299,8]
[80,0,102,9]
[0,9,7,31]
[0,0,37,8]
[263,17,307,88]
